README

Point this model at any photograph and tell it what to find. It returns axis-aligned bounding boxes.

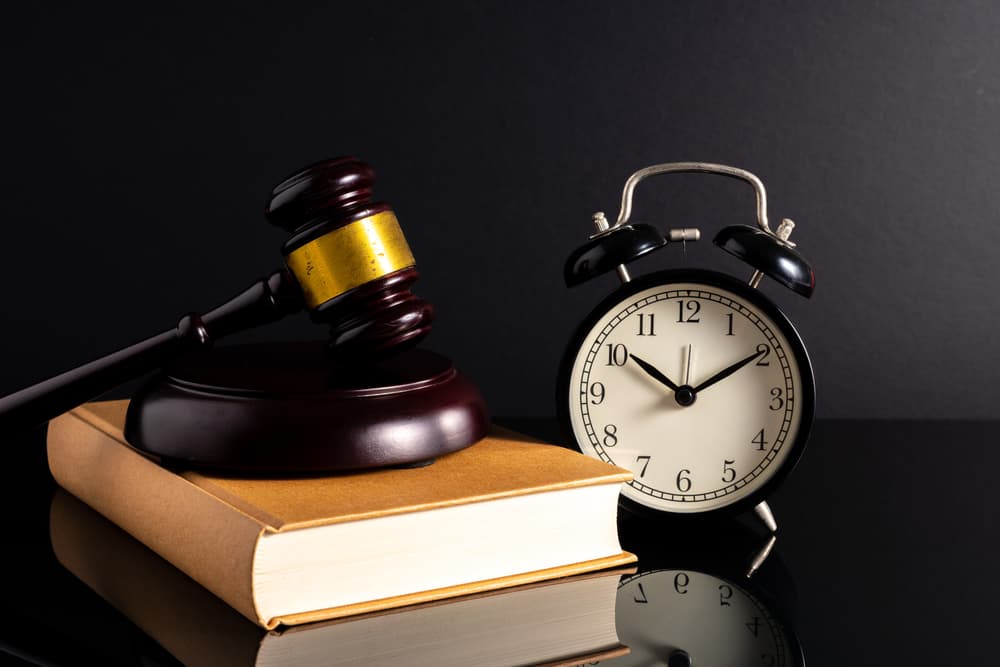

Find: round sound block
[123,341,490,473]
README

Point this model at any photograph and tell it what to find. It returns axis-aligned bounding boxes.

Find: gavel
[0,157,444,434]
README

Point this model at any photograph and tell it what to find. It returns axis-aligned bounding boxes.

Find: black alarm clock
[557,163,815,530]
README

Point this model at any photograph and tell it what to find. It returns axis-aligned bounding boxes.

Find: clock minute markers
[566,277,812,518]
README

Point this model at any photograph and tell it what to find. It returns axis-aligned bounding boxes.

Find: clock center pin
[675,385,697,407]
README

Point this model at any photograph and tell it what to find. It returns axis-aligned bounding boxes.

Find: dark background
[2,1,998,419]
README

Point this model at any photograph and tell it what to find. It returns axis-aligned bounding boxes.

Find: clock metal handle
[612,162,776,235]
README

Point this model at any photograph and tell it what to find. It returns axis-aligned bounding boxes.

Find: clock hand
[628,353,681,393]
[683,344,693,385]
[691,348,766,394]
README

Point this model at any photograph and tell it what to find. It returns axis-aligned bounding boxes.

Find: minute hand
[692,348,766,393]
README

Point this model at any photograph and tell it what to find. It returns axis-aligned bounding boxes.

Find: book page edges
[275,562,637,635]
[267,551,637,629]
[46,411,267,627]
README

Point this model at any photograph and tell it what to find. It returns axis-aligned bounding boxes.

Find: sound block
[123,341,490,473]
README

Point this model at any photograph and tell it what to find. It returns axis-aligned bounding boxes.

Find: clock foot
[667,649,691,667]
[754,500,778,533]
[745,534,778,578]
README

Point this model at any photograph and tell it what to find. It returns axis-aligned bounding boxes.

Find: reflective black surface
[3,420,999,665]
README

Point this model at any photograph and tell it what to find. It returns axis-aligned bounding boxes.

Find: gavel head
[266,157,434,359]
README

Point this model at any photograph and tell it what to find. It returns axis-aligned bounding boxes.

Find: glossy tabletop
[1,419,998,666]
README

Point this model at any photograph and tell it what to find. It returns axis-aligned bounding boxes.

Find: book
[47,400,635,630]
[51,489,632,667]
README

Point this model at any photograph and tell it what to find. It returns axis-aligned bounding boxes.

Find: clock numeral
[636,455,651,476]
[673,572,689,594]
[605,343,628,366]
[602,424,618,447]
[637,313,656,336]
[719,584,734,607]
[589,382,605,405]
[752,428,768,451]
[722,459,736,483]
[676,299,701,323]
[755,343,771,366]
[676,468,692,492]
[769,387,784,411]
[725,312,735,336]
[633,582,649,604]
[746,616,761,638]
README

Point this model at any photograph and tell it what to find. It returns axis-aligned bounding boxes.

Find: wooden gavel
[0,157,437,432]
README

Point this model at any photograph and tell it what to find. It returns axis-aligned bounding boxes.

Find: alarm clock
[557,163,815,529]
[610,516,805,667]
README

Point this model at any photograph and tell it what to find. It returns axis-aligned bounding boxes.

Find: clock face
[561,270,813,515]
[612,569,799,666]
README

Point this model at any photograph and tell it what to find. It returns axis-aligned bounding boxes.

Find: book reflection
[49,490,629,667]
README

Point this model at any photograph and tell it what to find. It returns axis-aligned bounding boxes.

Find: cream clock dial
[559,270,814,517]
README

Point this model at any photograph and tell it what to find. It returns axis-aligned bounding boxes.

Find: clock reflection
[605,517,805,667]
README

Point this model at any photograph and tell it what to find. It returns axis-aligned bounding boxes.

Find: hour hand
[628,353,680,393]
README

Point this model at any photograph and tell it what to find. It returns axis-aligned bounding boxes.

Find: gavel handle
[0,269,302,432]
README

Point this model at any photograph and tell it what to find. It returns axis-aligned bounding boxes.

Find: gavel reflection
[0,157,436,432]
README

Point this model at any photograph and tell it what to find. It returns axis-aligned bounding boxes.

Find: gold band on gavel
[285,211,416,309]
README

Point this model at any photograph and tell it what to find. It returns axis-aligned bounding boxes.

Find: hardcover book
[47,401,635,629]
[51,490,632,667]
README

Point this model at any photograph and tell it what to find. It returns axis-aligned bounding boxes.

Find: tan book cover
[51,489,632,667]
[47,400,635,629]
